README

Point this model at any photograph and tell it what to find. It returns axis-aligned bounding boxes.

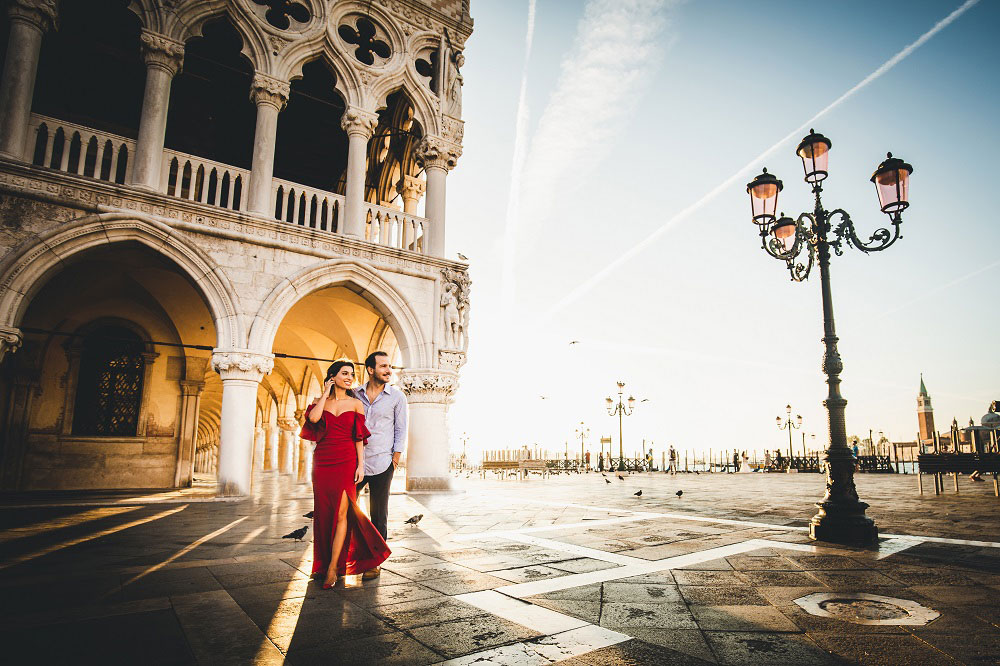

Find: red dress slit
[300,410,390,576]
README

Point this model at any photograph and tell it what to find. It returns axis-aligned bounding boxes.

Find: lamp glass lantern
[627,396,636,409]
[796,130,832,183]
[747,169,783,225]
[871,152,913,214]
[771,216,797,251]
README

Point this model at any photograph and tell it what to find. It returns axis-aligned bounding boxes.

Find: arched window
[72,326,146,436]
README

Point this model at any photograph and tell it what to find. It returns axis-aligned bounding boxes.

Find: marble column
[174,379,204,487]
[131,31,184,190]
[0,0,56,160]
[277,418,298,475]
[247,73,289,214]
[253,426,265,470]
[294,407,309,484]
[415,136,461,257]
[263,424,278,471]
[399,370,460,490]
[340,107,378,237]
[212,351,273,496]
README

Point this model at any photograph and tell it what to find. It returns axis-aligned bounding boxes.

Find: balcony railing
[24,113,431,255]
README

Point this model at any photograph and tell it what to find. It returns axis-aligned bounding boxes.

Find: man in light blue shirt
[356,350,408,578]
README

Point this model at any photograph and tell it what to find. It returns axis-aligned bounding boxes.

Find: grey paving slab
[602,581,684,603]
[334,580,443,608]
[680,585,772,606]
[171,589,284,665]
[548,557,621,574]
[286,630,442,665]
[488,563,570,583]
[370,595,485,629]
[690,605,801,632]
[405,612,542,658]
[807,630,962,665]
[529,598,603,624]
[417,571,510,595]
[600,601,699,629]
[572,637,717,665]
[704,630,835,665]
[673,570,749,586]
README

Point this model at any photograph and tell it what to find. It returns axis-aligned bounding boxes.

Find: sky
[444,0,999,464]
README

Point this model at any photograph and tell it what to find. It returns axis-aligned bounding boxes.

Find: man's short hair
[365,351,389,371]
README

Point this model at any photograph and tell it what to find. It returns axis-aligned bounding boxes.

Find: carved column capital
[0,326,23,364]
[249,73,290,111]
[397,174,425,200]
[8,0,58,32]
[277,417,299,431]
[398,370,459,404]
[140,30,185,76]
[416,135,462,171]
[340,107,378,138]
[211,350,274,382]
[179,380,205,397]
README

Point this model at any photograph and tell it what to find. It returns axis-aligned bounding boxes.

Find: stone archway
[247,259,427,368]
[0,212,244,354]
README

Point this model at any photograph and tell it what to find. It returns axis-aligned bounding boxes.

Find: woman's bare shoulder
[352,398,365,413]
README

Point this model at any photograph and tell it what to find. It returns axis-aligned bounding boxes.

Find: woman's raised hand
[323,377,335,397]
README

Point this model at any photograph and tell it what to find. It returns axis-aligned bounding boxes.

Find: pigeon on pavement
[605,478,611,484]
[634,490,642,497]
[283,526,309,541]
[303,511,314,519]
[404,514,424,525]
[675,490,683,498]
[617,474,625,481]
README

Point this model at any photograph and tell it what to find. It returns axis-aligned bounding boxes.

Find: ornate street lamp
[575,421,590,471]
[776,404,802,464]
[745,130,913,544]
[606,381,636,471]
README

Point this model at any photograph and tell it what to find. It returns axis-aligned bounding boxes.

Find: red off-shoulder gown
[300,410,391,576]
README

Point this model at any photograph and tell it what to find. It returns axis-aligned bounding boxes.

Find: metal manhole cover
[794,592,939,626]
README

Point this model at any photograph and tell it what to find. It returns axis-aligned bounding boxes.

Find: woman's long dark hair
[325,360,358,399]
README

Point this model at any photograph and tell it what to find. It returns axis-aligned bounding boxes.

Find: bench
[917,453,1000,496]
[519,459,549,479]
[481,460,519,479]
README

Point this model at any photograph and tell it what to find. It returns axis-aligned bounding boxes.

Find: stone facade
[0,0,473,494]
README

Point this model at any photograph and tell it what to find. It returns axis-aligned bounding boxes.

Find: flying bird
[303,511,314,519]
[404,514,424,525]
[604,478,611,484]
[569,340,580,345]
[617,474,625,481]
[539,395,549,400]
[640,398,650,403]
[675,490,683,498]
[634,490,642,497]
[283,526,309,541]
[457,252,469,260]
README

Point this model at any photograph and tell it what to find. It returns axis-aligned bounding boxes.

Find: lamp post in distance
[606,381,636,472]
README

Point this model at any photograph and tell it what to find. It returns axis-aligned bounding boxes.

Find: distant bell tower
[917,374,935,443]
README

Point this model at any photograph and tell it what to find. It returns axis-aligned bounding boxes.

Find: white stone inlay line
[496,539,818,599]
[455,590,589,634]
[876,537,926,560]
[451,513,654,540]
[435,624,632,666]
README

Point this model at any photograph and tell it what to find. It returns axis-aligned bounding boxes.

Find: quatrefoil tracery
[338,16,391,66]
[252,0,310,30]
[415,50,439,93]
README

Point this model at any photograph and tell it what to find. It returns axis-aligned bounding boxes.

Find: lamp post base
[809,505,878,544]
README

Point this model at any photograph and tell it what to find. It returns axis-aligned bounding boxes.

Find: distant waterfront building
[917,374,935,446]
[0,0,473,494]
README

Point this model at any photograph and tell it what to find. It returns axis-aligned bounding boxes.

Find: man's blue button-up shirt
[358,383,408,476]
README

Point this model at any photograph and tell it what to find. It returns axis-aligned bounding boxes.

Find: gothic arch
[248,260,427,368]
[0,213,244,350]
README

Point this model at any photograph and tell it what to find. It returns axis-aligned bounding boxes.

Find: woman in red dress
[301,360,390,588]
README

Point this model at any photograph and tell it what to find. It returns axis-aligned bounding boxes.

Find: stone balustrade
[161,148,249,211]
[23,112,433,255]
[27,113,134,184]
[364,200,429,254]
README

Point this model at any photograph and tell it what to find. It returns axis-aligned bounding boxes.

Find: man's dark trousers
[357,463,394,541]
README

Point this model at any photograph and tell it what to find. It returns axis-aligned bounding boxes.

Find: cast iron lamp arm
[830,208,903,254]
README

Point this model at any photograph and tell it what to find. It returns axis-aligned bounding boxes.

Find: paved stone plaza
[1,470,998,665]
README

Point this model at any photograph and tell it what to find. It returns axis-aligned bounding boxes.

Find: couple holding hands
[300,351,407,588]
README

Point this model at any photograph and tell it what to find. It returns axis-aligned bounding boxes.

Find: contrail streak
[545,0,981,319]
[875,258,1000,320]
[500,0,537,315]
